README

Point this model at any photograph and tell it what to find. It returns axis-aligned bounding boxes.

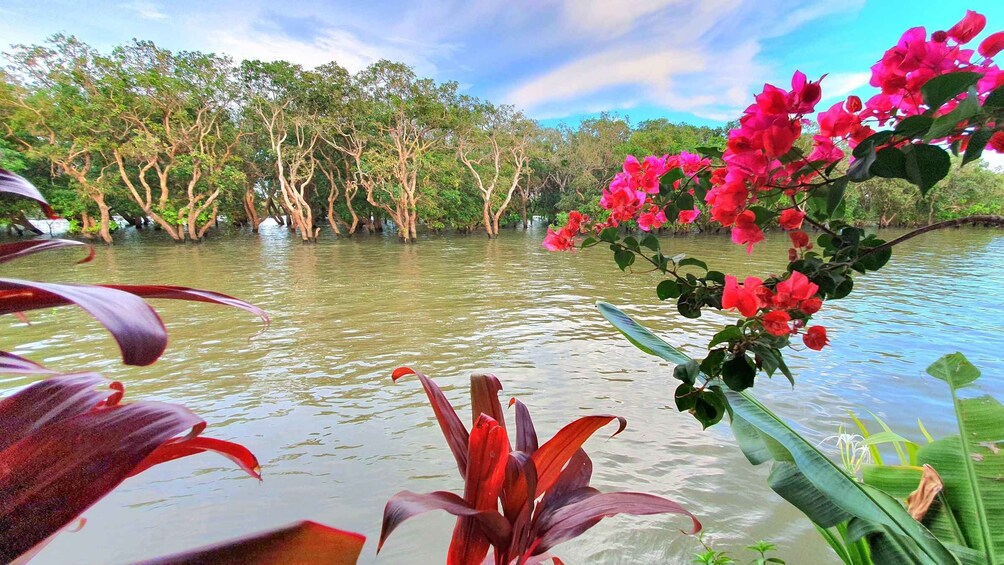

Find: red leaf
[101,285,268,324]
[0,373,112,452]
[393,368,469,477]
[539,449,592,511]
[449,414,511,565]
[0,168,57,219]
[378,491,509,554]
[0,400,202,561]
[531,415,626,496]
[510,398,539,454]
[530,491,701,556]
[0,239,93,265]
[0,375,262,562]
[139,521,365,565]
[0,351,57,375]
[470,374,505,428]
[0,279,168,366]
[128,436,261,480]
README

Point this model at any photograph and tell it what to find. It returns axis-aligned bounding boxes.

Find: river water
[3,224,1002,564]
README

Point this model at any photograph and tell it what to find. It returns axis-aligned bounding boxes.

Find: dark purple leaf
[0,239,93,265]
[539,449,592,511]
[531,491,701,556]
[510,398,539,454]
[101,285,268,323]
[0,373,111,452]
[470,373,504,429]
[392,367,469,477]
[531,415,626,496]
[450,414,511,565]
[0,168,57,219]
[139,521,365,565]
[378,491,509,554]
[0,278,168,366]
[0,351,57,375]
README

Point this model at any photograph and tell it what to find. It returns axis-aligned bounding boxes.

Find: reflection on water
[2,225,1002,564]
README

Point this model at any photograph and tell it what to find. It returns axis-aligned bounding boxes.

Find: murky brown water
[3,224,1002,564]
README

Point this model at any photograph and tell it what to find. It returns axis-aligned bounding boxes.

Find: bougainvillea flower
[637,206,667,232]
[800,297,823,315]
[761,310,792,336]
[947,10,986,43]
[802,326,830,350]
[677,208,701,224]
[730,210,764,254]
[0,373,261,562]
[788,230,811,249]
[778,209,806,231]
[989,131,1004,153]
[773,271,820,310]
[722,276,765,318]
[380,369,700,564]
[979,31,1004,58]
[542,227,574,251]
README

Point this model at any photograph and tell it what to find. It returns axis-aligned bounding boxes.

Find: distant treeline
[1,36,1000,242]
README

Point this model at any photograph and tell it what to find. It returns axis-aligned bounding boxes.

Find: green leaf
[614,248,635,271]
[677,257,708,271]
[861,464,924,499]
[673,360,700,385]
[599,227,618,243]
[640,234,660,251]
[595,301,692,366]
[962,129,995,167]
[580,236,598,248]
[696,146,724,159]
[871,148,908,179]
[656,279,682,300]
[675,382,698,411]
[709,326,743,348]
[827,177,850,216]
[895,115,935,139]
[926,88,981,141]
[853,132,894,158]
[848,144,877,182]
[722,355,756,392]
[926,353,980,388]
[695,387,727,429]
[985,85,1004,109]
[903,144,951,197]
[676,192,695,211]
[921,72,983,112]
[622,236,641,252]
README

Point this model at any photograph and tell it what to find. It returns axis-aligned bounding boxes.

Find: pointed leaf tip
[392,366,416,381]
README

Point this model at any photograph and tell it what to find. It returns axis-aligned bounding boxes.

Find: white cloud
[121,1,167,21]
[819,71,871,101]
[560,0,685,38]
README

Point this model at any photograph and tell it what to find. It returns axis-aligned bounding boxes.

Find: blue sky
[2,0,1003,128]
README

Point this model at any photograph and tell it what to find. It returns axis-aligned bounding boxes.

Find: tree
[456,102,534,237]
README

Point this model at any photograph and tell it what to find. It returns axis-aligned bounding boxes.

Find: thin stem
[859,215,1004,259]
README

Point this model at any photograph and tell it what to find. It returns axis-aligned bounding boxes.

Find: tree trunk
[96,197,113,244]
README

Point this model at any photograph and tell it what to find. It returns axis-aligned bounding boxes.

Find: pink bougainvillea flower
[803,326,830,350]
[800,297,823,315]
[989,131,1004,153]
[730,210,764,254]
[788,71,823,113]
[638,206,667,232]
[677,208,701,224]
[542,227,574,252]
[761,310,792,337]
[773,271,820,310]
[947,10,986,43]
[789,230,811,249]
[722,276,765,318]
[778,209,806,231]
[979,31,1004,58]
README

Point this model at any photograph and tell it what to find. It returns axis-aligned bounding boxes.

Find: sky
[2,0,1003,129]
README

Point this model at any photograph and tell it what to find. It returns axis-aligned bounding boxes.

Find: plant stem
[860,215,1004,259]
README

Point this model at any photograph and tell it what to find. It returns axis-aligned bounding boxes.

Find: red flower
[778,208,805,230]
[677,207,701,224]
[789,230,810,248]
[947,10,986,44]
[762,310,792,336]
[542,227,574,251]
[800,296,823,315]
[722,275,765,317]
[989,131,1004,153]
[773,271,819,310]
[803,326,830,350]
[979,31,1004,58]
[730,210,764,254]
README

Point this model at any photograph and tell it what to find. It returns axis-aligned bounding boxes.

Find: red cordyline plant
[0,168,366,564]
[379,367,700,564]
[544,10,1004,428]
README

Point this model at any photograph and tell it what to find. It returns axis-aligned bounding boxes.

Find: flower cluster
[721,271,828,351]
[600,153,708,231]
[542,210,585,251]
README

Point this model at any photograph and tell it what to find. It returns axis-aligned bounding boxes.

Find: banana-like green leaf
[918,353,1004,564]
[594,302,959,565]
